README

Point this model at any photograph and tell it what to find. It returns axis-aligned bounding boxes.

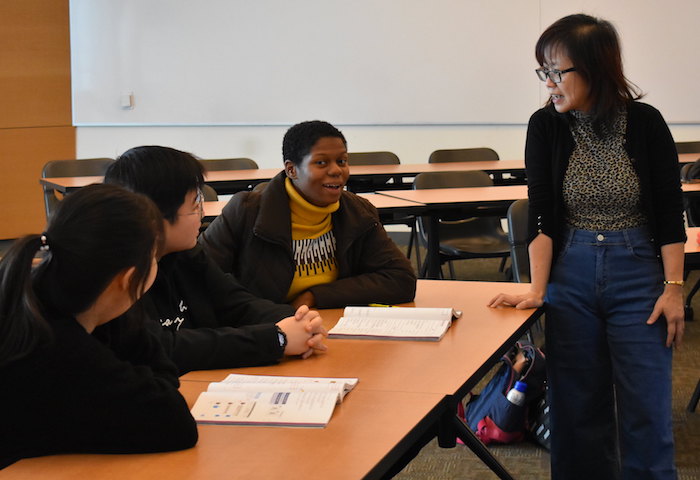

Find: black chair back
[428,147,499,163]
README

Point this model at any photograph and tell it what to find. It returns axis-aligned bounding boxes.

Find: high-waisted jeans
[545,226,676,480]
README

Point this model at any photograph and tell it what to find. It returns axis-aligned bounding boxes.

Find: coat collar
[253,171,377,249]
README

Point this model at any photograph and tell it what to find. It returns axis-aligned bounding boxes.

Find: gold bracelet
[663,280,685,287]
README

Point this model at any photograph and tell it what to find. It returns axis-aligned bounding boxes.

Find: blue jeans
[545,226,676,480]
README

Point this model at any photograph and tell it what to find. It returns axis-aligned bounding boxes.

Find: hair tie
[39,233,50,252]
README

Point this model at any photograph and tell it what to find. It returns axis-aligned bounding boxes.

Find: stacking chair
[348,151,400,166]
[413,170,510,279]
[680,161,700,321]
[428,147,499,163]
[41,158,114,220]
[201,184,219,201]
[348,151,421,271]
[197,159,257,230]
[506,199,530,283]
[675,141,700,154]
[199,157,258,171]
[680,143,700,408]
[251,181,269,193]
[347,151,401,192]
[506,198,544,343]
[680,163,700,227]
[198,158,259,200]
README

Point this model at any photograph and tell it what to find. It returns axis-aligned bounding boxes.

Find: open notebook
[328,306,462,341]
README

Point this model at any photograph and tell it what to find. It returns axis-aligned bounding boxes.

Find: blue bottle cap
[514,381,528,393]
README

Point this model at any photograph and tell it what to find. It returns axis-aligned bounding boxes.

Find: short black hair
[105,146,205,222]
[282,121,347,166]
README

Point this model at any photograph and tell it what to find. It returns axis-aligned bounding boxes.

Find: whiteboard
[69,0,700,126]
[540,0,700,124]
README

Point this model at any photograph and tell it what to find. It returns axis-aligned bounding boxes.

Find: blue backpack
[458,341,546,445]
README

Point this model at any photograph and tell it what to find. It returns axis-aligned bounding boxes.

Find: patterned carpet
[391,252,700,480]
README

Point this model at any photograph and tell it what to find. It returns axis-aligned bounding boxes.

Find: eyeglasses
[535,67,576,84]
[178,189,204,217]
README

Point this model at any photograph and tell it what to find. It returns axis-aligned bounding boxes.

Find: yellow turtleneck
[285,178,340,301]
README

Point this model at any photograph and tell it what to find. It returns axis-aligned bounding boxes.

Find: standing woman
[0,184,197,468]
[489,14,684,479]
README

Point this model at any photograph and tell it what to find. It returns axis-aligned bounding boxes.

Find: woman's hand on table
[487,291,544,310]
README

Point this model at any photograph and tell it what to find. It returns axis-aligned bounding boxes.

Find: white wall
[73,0,700,164]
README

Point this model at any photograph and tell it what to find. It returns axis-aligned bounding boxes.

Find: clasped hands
[277,305,328,359]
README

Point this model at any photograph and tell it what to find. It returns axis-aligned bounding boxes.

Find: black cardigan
[525,101,686,256]
[0,316,197,469]
[139,245,295,374]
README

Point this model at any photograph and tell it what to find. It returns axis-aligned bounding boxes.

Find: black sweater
[0,316,197,469]
[525,101,686,256]
[139,245,295,374]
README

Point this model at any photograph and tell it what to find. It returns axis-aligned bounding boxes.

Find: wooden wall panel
[0,0,72,128]
[0,127,75,238]
[0,0,74,239]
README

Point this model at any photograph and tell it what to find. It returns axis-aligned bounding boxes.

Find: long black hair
[0,183,163,366]
[536,14,642,136]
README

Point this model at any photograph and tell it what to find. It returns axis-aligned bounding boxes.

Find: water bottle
[506,381,527,406]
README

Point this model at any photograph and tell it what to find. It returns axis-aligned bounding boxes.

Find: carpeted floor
[390,245,700,480]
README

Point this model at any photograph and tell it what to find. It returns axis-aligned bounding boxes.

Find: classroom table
[183,280,542,480]
[0,384,444,480]
[684,227,700,320]
[376,185,529,279]
[2,281,542,480]
[679,152,700,165]
[39,159,527,195]
[682,182,700,195]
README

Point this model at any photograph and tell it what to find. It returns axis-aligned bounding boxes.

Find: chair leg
[689,378,700,413]
[448,260,456,280]
[684,276,700,322]
[412,220,422,273]
[421,261,445,279]
[406,225,414,259]
[498,256,507,272]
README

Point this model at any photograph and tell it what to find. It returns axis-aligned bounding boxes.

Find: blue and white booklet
[190,374,358,428]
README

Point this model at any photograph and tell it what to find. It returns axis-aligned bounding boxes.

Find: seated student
[104,146,327,374]
[0,184,197,469]
[199,120,417,309]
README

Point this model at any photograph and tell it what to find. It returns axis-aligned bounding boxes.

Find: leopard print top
[562,109,647,231]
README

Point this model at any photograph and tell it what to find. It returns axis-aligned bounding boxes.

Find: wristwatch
[276,326,288,349]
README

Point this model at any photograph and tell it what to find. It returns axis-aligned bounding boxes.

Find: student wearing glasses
[0,184,197,468]
[489,14,683,480]
[198,120,417,309]
[105,146,327,375]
